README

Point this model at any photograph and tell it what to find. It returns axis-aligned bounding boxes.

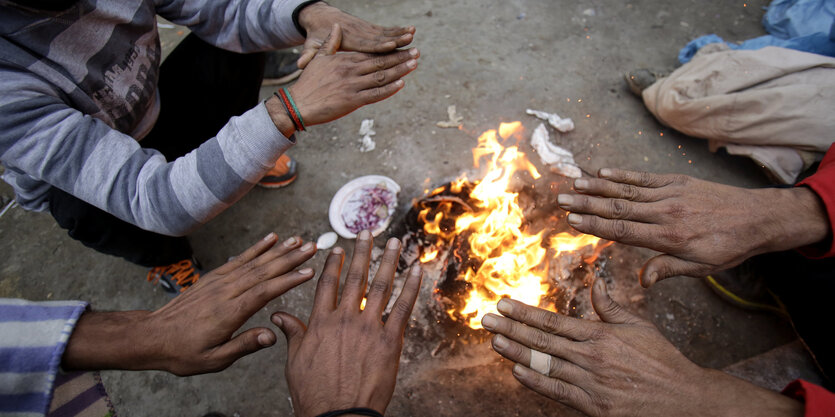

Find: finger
[556,194,657,223]
[272,312,307,354]
[363,238,401,317]
[358,59,418,90]
[250,235,304,268]
[233,241,316,294]
[598,168,679,188]
[572,177,660,203]
[512,364,592,414]
[357,79,406,105]
[340,230,373,309]
[310,247,345,320]
[480,312,581,361]
[297,38,323,69]
[317,23,342,56]
[489,299,598,341]
[491,334,587,385]
[384,265,422,336]
[213,232,279,275]
[590,279,642,324]
[639,254,711,288]
[566,213,663,248]
[381,25,415,37]
[240,267,316,308]
[356,48,419,75]
[210,327,277,371]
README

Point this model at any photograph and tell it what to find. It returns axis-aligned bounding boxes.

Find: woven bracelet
[281,87,306,130]
[276,88,305,131]
[315,407,384,417]
[273,91,297,130]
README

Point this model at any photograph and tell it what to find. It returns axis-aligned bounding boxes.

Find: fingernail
[481,314,497,330]
[407,59,417,68]
[395,79,405,87]
[257,333,273,347]
[301,242,315,252]
[411,265,422,276]
[387,238,401,249]
[649,271,658,285]
[358,230,371,240]
[271,314,283,326]
[332,247,344,255]
[493,334,508,349]
[409,48,419,56]
[557,194,573,207]
[299,267,314,275]
[512,363,525,376]
[263,232,276,242]
[574,179,589,190]
[599,168,612,178]
[497,299,512,315]
[283,236,297,247]
[567,213,583,225]
[595,279,606,292]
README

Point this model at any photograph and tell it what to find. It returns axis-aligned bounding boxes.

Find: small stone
[316,232,338,250]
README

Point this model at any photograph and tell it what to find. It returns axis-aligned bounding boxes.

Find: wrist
[266,96,297,138]
[62,310,155,371]
[758,187,829,253]
[298,1,332,33]
[700,369,803,417]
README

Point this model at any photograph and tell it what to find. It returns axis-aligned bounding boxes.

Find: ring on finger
[530,348,551,376]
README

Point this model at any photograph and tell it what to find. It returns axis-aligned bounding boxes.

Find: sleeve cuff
[783,379,835,417]
[292,0,324,37]
[221,102,296,183]
[796,144,835,258]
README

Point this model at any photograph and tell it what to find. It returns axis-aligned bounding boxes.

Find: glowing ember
[418,122,610,329]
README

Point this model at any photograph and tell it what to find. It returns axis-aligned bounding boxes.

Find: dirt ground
[0,0,825,415]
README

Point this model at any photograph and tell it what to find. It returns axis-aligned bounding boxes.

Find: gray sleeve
[0,67,293,236]
[153,0,314,52]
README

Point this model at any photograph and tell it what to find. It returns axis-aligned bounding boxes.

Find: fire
[419,122,610,329]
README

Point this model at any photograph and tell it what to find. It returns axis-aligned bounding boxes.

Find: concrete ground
[0,0,825,415]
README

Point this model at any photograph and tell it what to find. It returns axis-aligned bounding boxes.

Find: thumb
[297,38,321,69]
[591,278,640,324]
[271,312,306,352]
[211,327,277,370]
[317,23,342,56]
[640,254,706,288]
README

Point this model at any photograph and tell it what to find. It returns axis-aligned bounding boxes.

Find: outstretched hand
[557,168,829,286]
[283,23,419,129]
[482,279,803,417]
[273,231,423,417]
[297,2,415,69]
[63,233,317,376]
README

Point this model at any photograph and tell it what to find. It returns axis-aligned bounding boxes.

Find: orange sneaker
[147,259,203,295]
[258,154,298,188]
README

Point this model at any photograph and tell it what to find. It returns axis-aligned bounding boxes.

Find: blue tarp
[678,0,835,63]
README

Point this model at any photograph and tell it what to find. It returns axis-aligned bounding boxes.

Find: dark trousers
[755,251,835,386]
[48,34,265,267]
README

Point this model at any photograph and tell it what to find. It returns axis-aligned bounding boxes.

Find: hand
[481,279,804,417]
[556,168,829,286]
[272,23,418,131]
[297,2,415,69]
[62,233,317,376]
[272,230,423,417]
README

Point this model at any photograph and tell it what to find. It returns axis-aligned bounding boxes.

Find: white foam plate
[328,175,400,239]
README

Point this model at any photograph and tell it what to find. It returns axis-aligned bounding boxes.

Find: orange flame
[422,122,609,329]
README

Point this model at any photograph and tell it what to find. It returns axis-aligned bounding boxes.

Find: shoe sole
[257,172,298,189]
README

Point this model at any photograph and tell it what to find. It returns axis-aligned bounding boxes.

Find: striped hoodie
[0,299,89,417]
[0,0,310,236]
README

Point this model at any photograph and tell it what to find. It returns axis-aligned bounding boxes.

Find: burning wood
[402,122,612,331]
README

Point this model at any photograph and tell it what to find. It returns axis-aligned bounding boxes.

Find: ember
[405,122,612,330]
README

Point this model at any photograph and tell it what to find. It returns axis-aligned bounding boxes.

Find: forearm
[62,310,157,372]
[700,369,803,417]
[757,186,830,253]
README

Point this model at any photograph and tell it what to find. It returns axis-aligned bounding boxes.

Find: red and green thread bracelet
[276,87,306,131]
